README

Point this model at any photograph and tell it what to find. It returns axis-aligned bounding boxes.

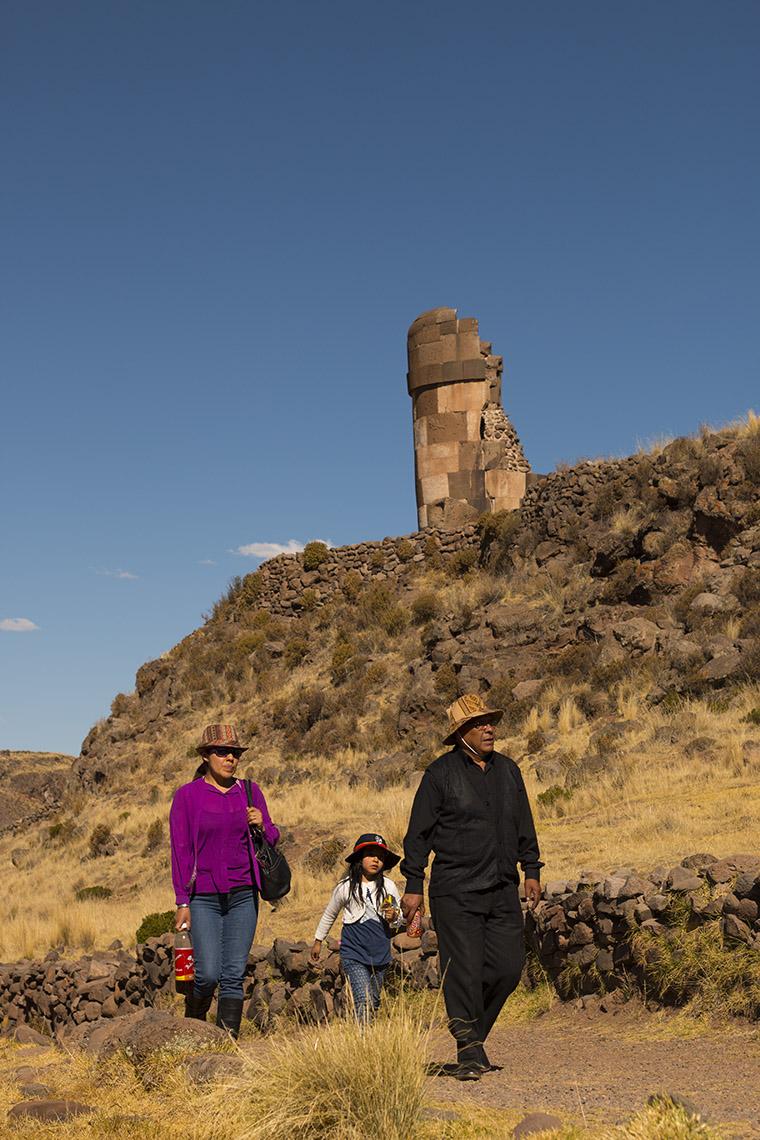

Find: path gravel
[425,1000,760,1137]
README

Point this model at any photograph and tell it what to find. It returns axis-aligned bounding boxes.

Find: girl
[311,833,403,1021]
[170,723,280,1039]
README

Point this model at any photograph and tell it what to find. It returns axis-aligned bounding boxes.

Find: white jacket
[314,875,402,942]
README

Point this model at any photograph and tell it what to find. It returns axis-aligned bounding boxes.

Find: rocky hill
[1,418,759,962]
[0,752,73,836]
[76,419,760,798]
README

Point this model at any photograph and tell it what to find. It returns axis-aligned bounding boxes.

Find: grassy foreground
[0,995,724,1140]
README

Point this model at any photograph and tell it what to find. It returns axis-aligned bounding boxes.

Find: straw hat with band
[443,693,503,746]
[196,724,248,756]
[345,833,401,869]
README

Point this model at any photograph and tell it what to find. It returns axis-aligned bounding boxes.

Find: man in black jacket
[400,693,542,1080]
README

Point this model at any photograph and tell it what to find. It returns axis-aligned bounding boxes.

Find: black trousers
[431,882,525,1067]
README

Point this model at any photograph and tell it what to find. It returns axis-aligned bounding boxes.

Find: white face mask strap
[456,733,481,760]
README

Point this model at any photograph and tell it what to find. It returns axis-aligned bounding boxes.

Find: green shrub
[698,452,723,486]
[302,542,330,572]
[738,426,760,481]
[380,604,408,636]
[410,591,441,625]
[142,819,164,855]
[447,546,478,577]
[526,730,546,755]
[395,538,415,562]
[548,642,596,678]
[740,605,760,638]
[433,663,459,701]
[89,823,113,858]
[743,708,760,726]
[364,661,387,687]
[136,910,175,944]
[284,638,309,669]
[536,785,572,810]
[331,640,357,684]
[341,571,363,601]
[75,885,113,901]
[736,569,760,607]
[591,483,617,521]
[239,572,263,606]
[478,511,522,570]
[601,560,643,604]
[370,548,385,568]
[48,818,77,844]
[357,582,408,635]
[299,588,318,611]
[741,643,760,682]
[110,692,131,717]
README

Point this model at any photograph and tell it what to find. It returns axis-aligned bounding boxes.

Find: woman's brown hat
[196,724,248,756]
[443,693,503,746]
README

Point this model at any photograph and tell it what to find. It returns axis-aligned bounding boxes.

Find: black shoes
[216,996,244,1040]
[453,1063,483,1081]
[184,990,214,1021]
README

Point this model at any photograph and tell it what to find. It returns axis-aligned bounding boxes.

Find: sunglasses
[206,746,243,759]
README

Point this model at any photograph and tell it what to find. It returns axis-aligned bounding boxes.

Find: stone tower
[407,307,530,528]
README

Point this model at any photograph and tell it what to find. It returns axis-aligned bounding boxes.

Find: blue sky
[2,1,758,754]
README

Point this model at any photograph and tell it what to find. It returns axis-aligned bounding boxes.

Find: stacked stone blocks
[407,307,531,528]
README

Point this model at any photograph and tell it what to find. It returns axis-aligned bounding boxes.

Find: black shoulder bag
[244,779,291,901]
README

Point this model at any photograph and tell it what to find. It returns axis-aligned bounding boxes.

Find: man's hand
[401,892,423,925]
[524,879,541,909]
[310,939,322,963]
[175,905,191,931]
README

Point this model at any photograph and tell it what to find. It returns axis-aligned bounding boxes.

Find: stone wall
[245,526,480,618]
[407,307,531,529]
[4,853,758,1038]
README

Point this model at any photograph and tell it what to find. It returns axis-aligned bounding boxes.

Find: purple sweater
[169,778,280,905]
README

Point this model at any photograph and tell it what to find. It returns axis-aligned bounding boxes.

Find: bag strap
[243,778,253,807]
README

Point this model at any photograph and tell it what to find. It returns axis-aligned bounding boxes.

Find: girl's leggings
[342,960,387,1021]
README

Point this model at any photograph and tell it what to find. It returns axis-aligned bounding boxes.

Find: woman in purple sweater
[169,723,280,1038]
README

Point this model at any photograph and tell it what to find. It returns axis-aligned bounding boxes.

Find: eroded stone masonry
[407,307,536,529]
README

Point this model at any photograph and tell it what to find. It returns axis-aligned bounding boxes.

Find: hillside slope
[1,416,759,958]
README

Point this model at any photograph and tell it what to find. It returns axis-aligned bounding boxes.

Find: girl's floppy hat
[346,833,401,869]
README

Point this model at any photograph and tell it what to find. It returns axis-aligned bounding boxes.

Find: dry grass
[2,682,760,957]
[219,990,430,1139]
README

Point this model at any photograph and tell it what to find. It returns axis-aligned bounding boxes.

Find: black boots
[184,989,214,1021]
[216,996,244,1040]
[185,991,244,1039]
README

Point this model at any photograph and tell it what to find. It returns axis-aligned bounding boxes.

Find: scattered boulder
[8,1099,94,1123]
[181,1053,245,1086]
[513,1112,564,1137]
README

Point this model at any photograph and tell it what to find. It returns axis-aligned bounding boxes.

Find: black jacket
[400,748,542,897]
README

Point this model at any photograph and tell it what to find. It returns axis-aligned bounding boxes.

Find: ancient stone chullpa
[407,307,534,528]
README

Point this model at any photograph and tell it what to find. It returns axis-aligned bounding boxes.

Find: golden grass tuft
[221,992,431,1140]
[607,1096,719,1139]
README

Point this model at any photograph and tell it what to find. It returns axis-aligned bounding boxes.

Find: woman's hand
[310,940,322,963]
[247,806,263,828]
[175,906,191,932]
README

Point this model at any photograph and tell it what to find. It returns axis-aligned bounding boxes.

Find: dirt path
[424,1000,760,1137]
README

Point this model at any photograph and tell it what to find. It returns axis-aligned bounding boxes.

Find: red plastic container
[174,927,195,984]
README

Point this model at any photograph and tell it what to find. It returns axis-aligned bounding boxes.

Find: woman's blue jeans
[190,887,258,1000]
[342,960,387,1022]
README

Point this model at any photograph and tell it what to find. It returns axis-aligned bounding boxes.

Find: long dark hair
[341,859,387,909]
[193,758,209,780]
